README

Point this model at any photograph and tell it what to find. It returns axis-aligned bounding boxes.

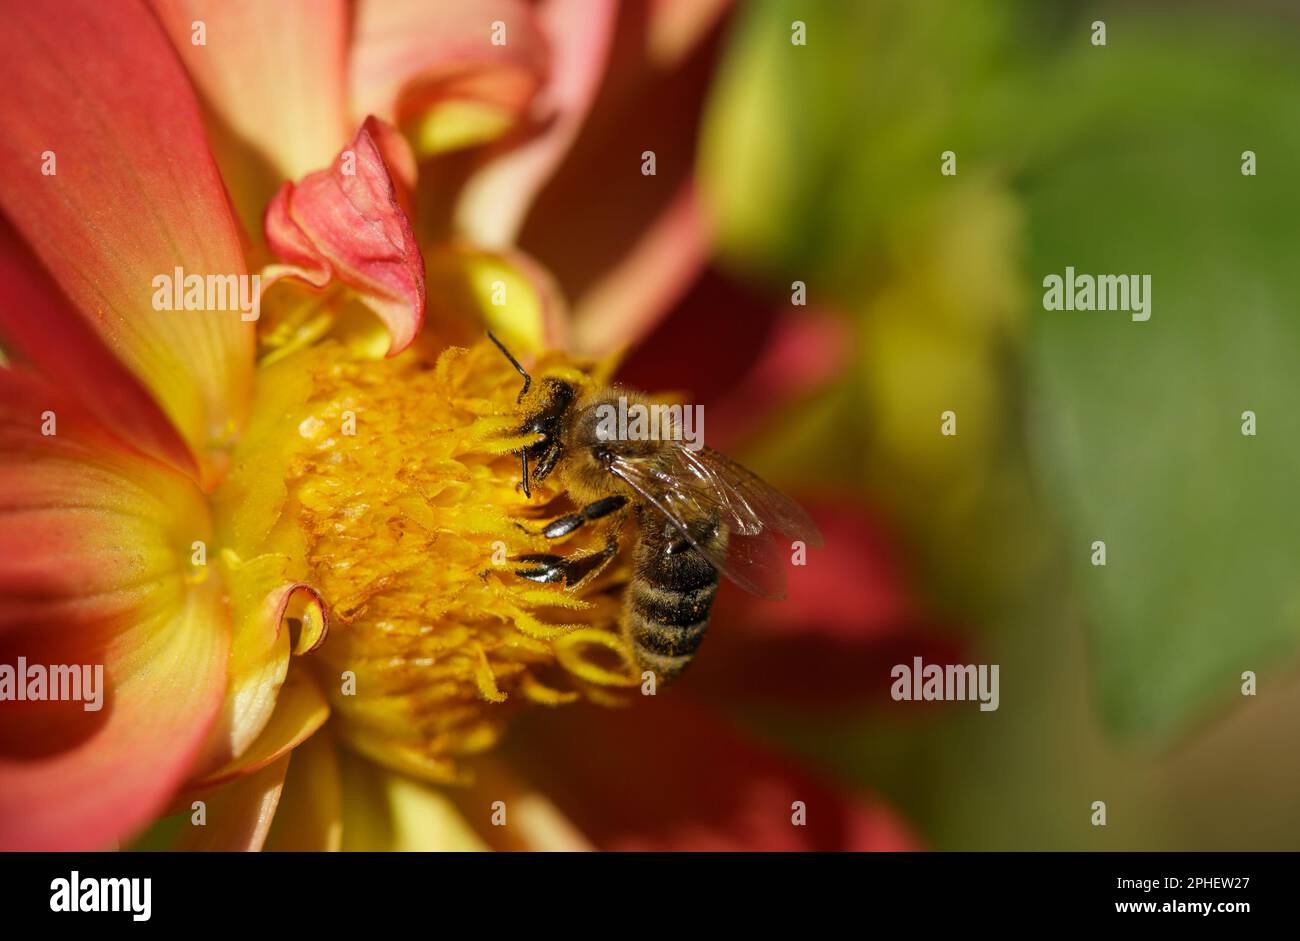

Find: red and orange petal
[0,0,252,487]
[263,724,342,851]
[509,1,730,356]
[348,0,548,155]
[489,695,918,851]
[0,221,198,480]
[0,370,229,851]
[175,754,290,852]
[151,0,351,231]
[262,117,426,357]
[455,0,619,247]
[144,666,329,851]
[646,0,735,67]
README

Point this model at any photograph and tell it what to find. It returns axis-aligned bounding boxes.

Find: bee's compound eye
[593,446,613,465]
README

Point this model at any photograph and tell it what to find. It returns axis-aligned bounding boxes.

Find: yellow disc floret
[216,337,636,784]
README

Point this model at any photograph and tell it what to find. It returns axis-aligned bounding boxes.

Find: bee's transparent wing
[606,444,822,600]
[679,447,824,547]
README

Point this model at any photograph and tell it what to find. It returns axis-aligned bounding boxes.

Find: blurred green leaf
[702,0,1300,740]
[1021,9,1300,739]
[699,0,1028,297]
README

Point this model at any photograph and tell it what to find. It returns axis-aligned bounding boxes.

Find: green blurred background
[697,0,1300,849]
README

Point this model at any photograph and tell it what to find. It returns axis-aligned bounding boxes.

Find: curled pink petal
[262,117,426,356]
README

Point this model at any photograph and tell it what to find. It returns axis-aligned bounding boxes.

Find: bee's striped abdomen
[624,514,725,682]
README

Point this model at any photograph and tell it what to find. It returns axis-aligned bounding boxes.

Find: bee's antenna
[488,331,533,498]
[487,330,531,403]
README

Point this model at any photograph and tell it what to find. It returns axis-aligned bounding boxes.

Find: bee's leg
[516,449,531,498]
[514,537,618,587]
[531,441,564,483]
[512,553,567,583]
[542,495,627,539]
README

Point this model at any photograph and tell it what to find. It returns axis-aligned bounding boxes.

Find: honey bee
[489,333,824,682]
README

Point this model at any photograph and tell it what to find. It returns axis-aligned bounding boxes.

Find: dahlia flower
[0,0,917,852]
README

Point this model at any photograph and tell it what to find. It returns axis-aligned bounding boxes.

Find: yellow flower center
[217,337,637,784]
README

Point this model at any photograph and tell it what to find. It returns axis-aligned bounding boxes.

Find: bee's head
[487,332,627,499]
[518,377,577,445]
[502,377,577,496]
